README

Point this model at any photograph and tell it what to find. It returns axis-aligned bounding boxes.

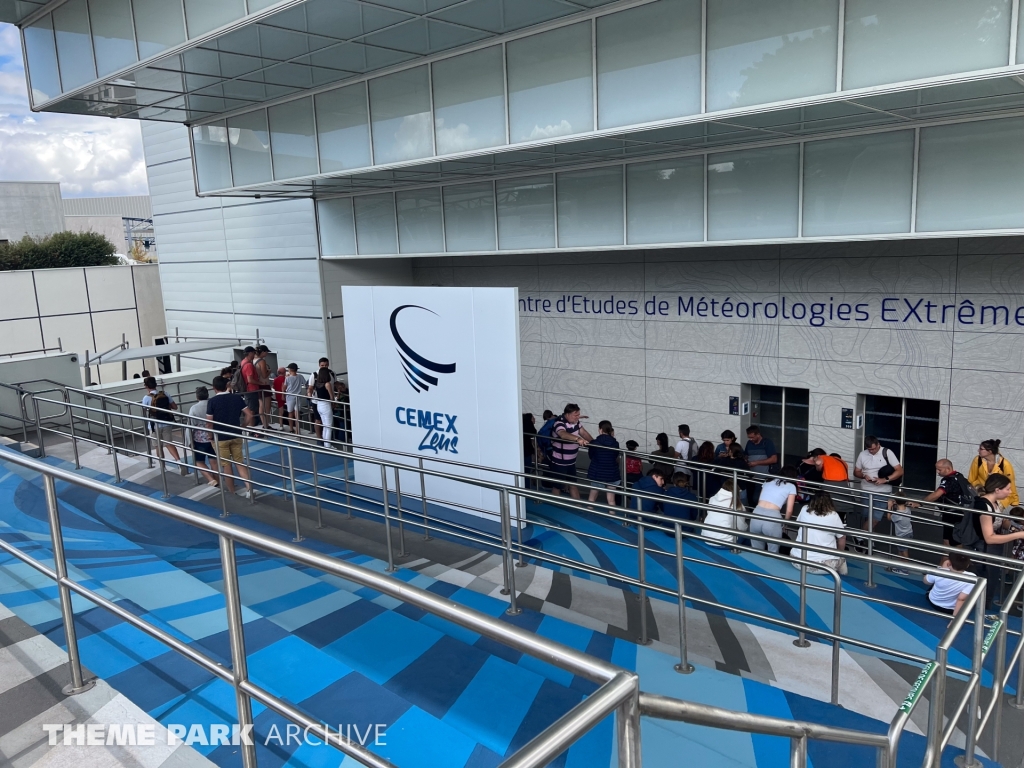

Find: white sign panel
[342,286,522,519]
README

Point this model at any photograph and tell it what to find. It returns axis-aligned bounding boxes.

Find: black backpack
[952,503,983,549]
[951,472,979,507]
[150,391,175,422]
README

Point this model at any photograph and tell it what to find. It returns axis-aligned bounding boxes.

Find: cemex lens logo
[390,304,456,393]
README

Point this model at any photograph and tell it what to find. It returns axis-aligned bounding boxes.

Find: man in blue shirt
[745,425,778,507]
[663,473,699,531]
[206,376,256,499]
[631,469,667,521]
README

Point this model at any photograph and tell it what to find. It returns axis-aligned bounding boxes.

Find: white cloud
[0,22,147,198]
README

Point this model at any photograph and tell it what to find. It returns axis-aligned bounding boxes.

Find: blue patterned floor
[0,446,999,768]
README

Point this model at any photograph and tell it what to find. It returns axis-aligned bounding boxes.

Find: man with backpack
[674,424,698,478]
[854,436,903,532]
[911,459,975,546]
[141,376,184,474]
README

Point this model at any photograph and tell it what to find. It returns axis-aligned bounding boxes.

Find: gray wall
[142,121,327,372]
[0,264,165,382]
[64,215,129,256]
[0,182,64,242]
[412,237,1024,495]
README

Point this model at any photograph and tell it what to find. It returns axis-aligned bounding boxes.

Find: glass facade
[432,46,506,154]
[269,97,318,180]
[314,84,372,173]
[369,67,433,165]
[89,0,138,78]
[53,0,96,92]
[317,115,1024,257]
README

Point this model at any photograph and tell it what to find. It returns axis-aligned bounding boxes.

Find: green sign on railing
[983,620,1003,656]
[899,662,937,714]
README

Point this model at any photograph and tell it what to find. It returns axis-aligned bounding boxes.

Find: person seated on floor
[663,472,699,529]
[630,468,667,515]
[924,551,977,616]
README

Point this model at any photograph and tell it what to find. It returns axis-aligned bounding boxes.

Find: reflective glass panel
[184,0,246,38]
[269,97,318,180]
[354,193,399,255]
[397,188,445,253]
[443,182,496,252]
[917,117,1024,231]
[802,131,914,236]
[24,16,62,103]
[227,110,273,186]
[626,157,704,244]
[707,0,839,111]
[507,23,593,143]
[708,144,799,239]
[497,175,555,250]
[843,0,1011,89]
[318,198,356,257]
[89,0,137,77]
[192,122,232,192]
[597,0,701,128]
[133,0,187,59]
[53,0,96,91]
[432,46,506,155]
[369,66,433,164]
[315,83,372,172]
[557,166,624,247]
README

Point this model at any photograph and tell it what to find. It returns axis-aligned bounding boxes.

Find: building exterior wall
[0,181,64,242]
[411,237,1024,495]
[0,264,165,383]
[62,195,152,219]
[64,215,130,255]
[142,121,327,373]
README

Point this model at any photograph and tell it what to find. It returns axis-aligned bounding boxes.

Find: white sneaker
[178,464,189,476]
[245,489,258,501]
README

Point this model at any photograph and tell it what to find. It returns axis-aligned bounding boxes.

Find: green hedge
[0,231,120,271]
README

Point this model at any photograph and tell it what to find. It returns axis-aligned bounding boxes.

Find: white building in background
[9,0,1024,490]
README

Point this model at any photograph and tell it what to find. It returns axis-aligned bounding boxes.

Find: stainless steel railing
[11,389,1023,767]
[0,448,641,768]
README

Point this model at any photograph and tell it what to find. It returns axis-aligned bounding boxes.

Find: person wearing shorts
[548,404,593,499]
[187,386,219,486]
[283,363,305,434]
[206,376,256,499]
[586,421,620,509]
[854,436,903,531]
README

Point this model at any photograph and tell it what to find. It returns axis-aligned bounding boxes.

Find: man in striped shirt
[548,403,593,500]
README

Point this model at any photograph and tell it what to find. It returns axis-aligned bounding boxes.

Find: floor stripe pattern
[0,446,1002,768]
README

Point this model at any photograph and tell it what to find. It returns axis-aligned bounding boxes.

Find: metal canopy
[94,340,240,365]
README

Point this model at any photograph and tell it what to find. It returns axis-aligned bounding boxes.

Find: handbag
[877,448,902,487]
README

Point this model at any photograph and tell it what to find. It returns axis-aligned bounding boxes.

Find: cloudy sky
[0,22,148,198]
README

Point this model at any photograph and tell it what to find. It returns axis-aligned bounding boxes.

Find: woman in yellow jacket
[967,439,1019,507]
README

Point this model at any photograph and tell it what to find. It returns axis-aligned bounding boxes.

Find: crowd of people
[525,404,1024,614]
[139,352,351,500]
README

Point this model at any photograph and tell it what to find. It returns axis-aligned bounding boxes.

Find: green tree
[0,231,120,271]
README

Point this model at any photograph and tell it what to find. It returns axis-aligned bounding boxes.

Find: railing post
[990,612,1009,764]
[790,735,808,768]
[394,467,407,557]
[380,464,396,572]
[1010,633,1024,709]
[102,399,120,484]
[344,454,353,519]
[515,475,526,567]
[287,447,304,543]
[926,647,948,768]
[66,395,80,470]
[955,583,986,768]
[218,535,257,768]
[154,426,170,500]
[831,567,842,706]
[794,547,811,648]
[279,445,288,499]
[311,451,323,529]
[501,488,521,616]
[674,523,694,674]
[33,395,46,458]
[213,432,229,518]
[43,475,95,695]
[866,508,876,589]
[616,684,642,768]
[637,502,650,646]
[418,456,431,540]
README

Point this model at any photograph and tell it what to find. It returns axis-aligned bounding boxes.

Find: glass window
[53,0,97,92]
[802,131,914,236]
[354,194,398,255]
[192,122,231,192]
[556,166,624,247]
[708,145,800,240]
[315,83,371,172]
[443,182,496,252]
[184,0,246,38]
[397,188,445,254]
[596,0,701,128]
[227,110,272,187]
[24,16,62,103]
[318,198,356,257]
[626,157,704,244]
[843,0,1011,89]
[369,66,433,165]
[432,46,506,155]
[507,23,593,143]
[269,97,318,180]
[707,0,839,111]
[132,0,187,59]
[88,0,137,77]
[917,117,1024,232]
[497,175,555,250]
